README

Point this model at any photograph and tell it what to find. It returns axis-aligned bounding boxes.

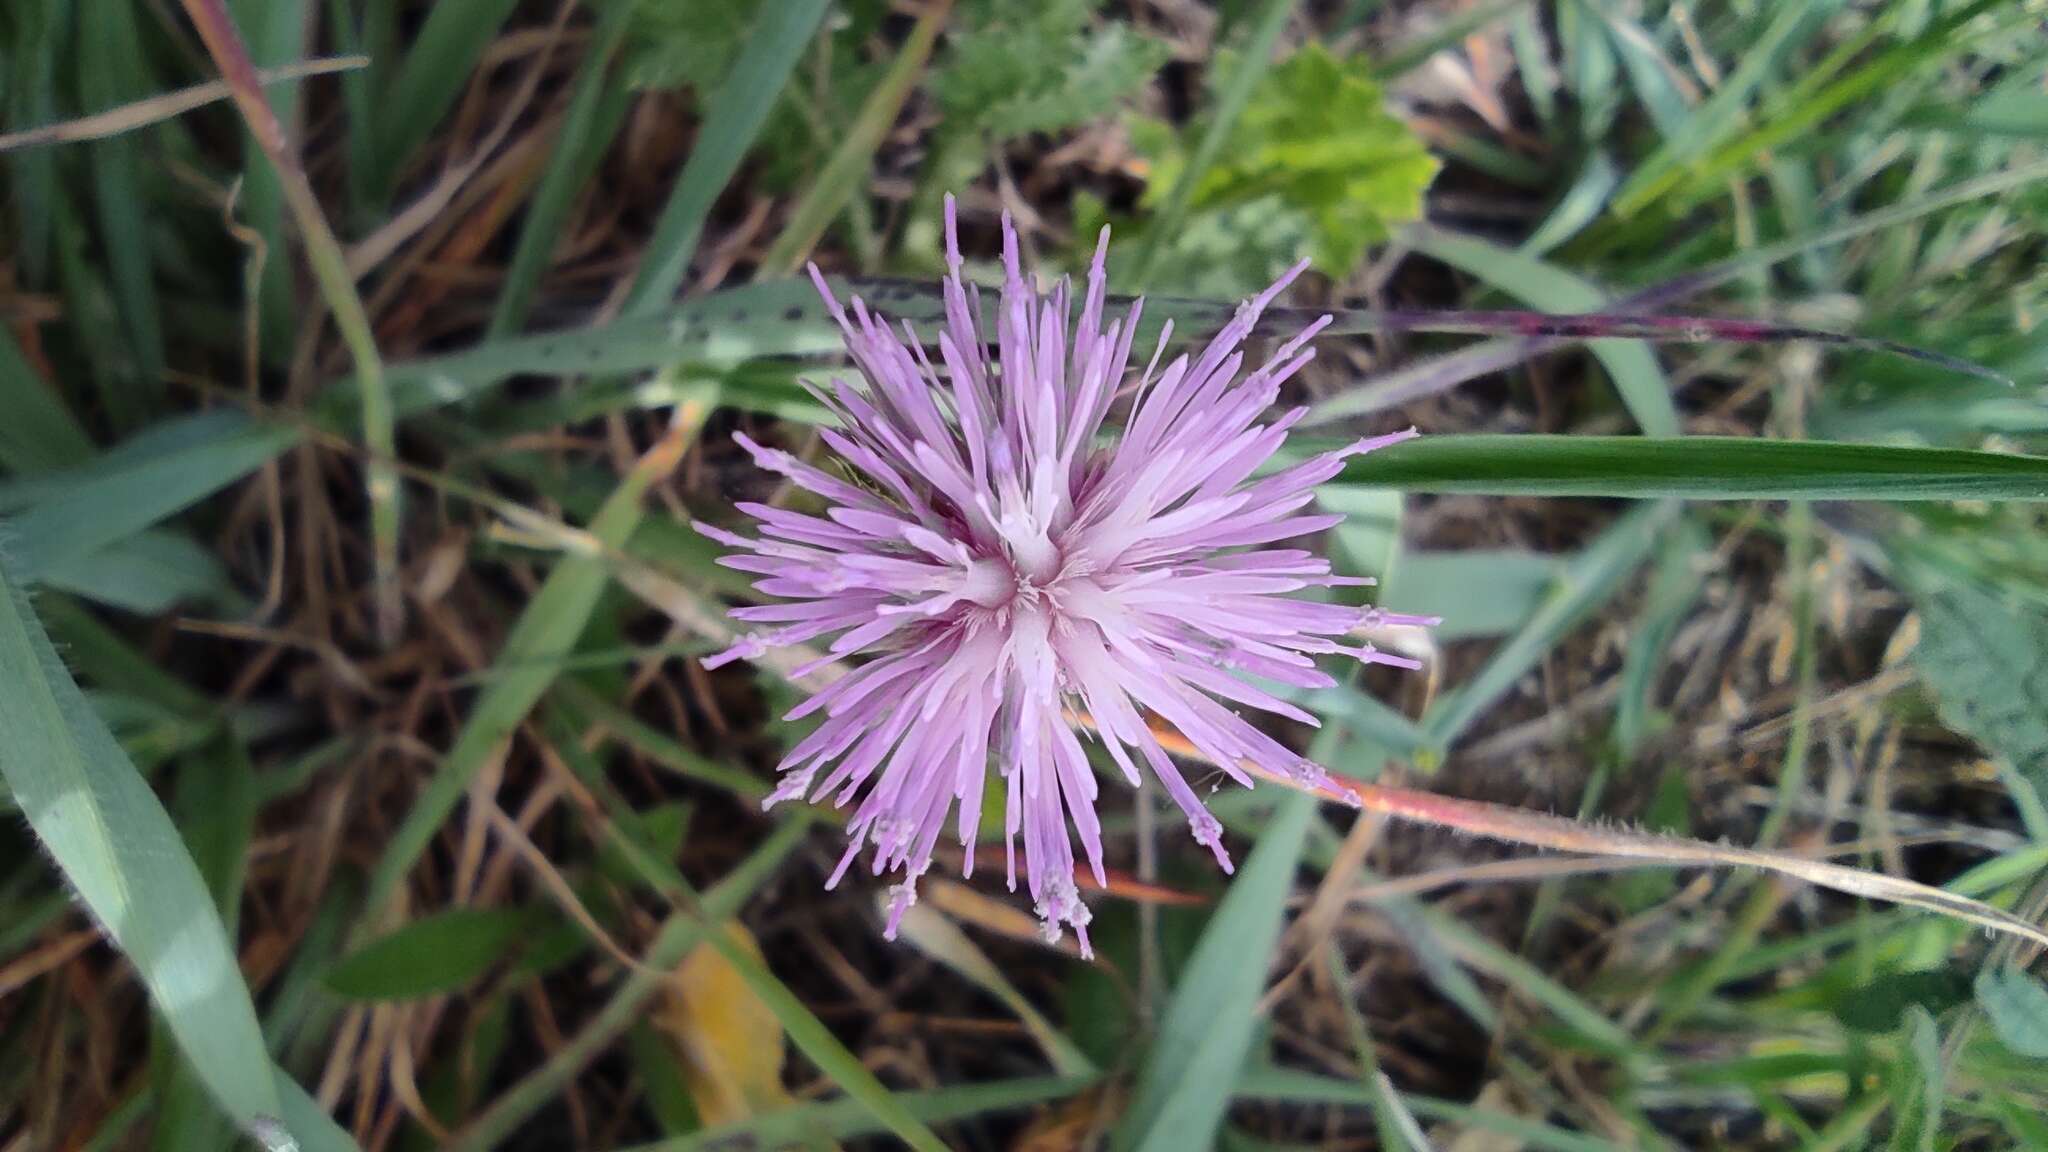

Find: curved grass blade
[179,0,400,642]
[1332,435,2048,501]
[1115,791,1316,1152]
[0,555,302,1146]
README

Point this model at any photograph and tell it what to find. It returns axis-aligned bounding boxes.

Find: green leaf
[39,529,239,616]
[1906,572,2048,797]
[1117,792,1315,1152]
[1833,970,1971,1034]
[327,908,536,1000]
[0,323,92,473]
[5,409,295,582]
[1409,227,1679,436]
[933,0,1168,141]
[368,0,522,199]
[1334,435,2048,501]
[0,553,289,1143]
[1380,549,1562,641]
[1420,502,1673,749]
[621,0,831,315]
[1972,968,2048,1058]
[1136,41,1438,277]
[484,5,637,338]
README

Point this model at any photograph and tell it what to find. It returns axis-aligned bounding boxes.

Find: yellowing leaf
[657,923,794,1126]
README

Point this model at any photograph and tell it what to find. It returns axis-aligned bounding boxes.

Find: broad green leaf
[1906,572,2048,797]
[5,409,295,581]
[1335,435,2048,501]
[327,908,536,1000]
[1117,791,1315,1152]
[0,555,287,1143]
[1135,41,1438,277]
[1972,968,2048,1058]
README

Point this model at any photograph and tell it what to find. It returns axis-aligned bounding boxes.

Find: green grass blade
[621,0,831,316]
[485,7,636,338]
[78,0,165,427]
[5,409,295,582]
[362,389,711,913]
[0,323,92,472]
[1117,790,1316,1152]
[708,930,954,1152]
[1411,226,1678,436]
[154,735,261,1152]
[1420,501,1674,749]
[1239,1066,1632,1152]
[1128,0,1293,286]
[226,0,305,359]
[40,528,240,616]
[1609,0,1835,216]
[5,0,67,285]
[367,0,521,202]
[1336,435,2048,501]
[0,555,290,1144]
[757,0,949,276]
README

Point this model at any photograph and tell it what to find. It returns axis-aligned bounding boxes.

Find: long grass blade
[1333,435,2048,501]
[0,556,301,1147]
[621,0,831,315]
[1116,791,1316,1152]
[1128,0,1295,285]
[757,0,951,276]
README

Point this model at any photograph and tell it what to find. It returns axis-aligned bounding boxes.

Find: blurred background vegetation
[3,1,2048,1148]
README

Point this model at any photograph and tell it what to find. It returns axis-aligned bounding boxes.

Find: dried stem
[1252,761,2048,953]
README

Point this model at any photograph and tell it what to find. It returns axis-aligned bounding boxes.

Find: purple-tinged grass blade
[843,277,2011,386]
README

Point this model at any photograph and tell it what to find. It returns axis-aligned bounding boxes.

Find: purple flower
[701,198,1431,955]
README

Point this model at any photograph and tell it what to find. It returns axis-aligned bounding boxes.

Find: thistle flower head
[702,197,1431,954]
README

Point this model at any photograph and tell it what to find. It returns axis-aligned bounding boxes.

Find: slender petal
[703,197,1430,954]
